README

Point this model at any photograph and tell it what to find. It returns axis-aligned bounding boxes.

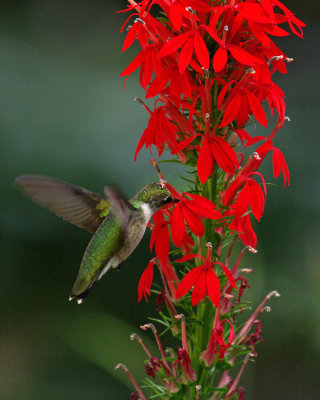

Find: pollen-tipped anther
[241,268,253,274]
[131,333,153,358]
[267,290,280,299]
[115,363,147,400]
[115,363,127,372]
[285,116,291,122]
[134,17,145,25]
[174,313,185,321]
[252,151,261,160]
[186,7,193,13]
[224,25,229,31]
[268,55,284,65]
[262,306,271,312]
[141,323,171,373]
[195,385,202,400]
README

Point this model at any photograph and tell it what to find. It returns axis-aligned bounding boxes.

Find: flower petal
[178,37,194,73]
[170,204,185,247]
[197,137,213,183]
[206,268,221,307]
[176,266,202,299]
[181,204,204,237]
[138,260,155,302]
[191,270,207,306]
[194,31,209,69]
[213,47,228,72]
[228,44,264,65]
[246,89,268,127]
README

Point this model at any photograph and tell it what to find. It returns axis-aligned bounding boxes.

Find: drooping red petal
[122,22,138,52]
[249,179,265,221]
[213,47,228,72]
[220,91,242,127]
[155,224,170,262]
[134,130,147,161]
[235,181,251,219]
[176,265,203,299]
[219,263,237,289]
[120,50,144,77]
[170,204,185,247]
[138,260,155,302]
[246,89,268,127]
[194,31,209,69]
[211,136,239,174]
[272,147,290,187]
[169,2,183,30]
[146,65,173,98]
[181,204,204,237]
[191,270,207,306]
[158,33,189,58]
[178,37,194,73]
[228,44,264,66]
[206,268,221,307]
[197,137,213,183]
[184,193,221,219]
[171,134,198,154]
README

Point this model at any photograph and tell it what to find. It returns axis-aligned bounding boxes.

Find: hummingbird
[15,174,175,304]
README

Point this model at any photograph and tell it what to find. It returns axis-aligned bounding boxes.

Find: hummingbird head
[133,182,176,215]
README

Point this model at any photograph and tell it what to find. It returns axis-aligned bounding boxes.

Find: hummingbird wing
[14,174,110,233]
[104,185,135,235]
[70,187,135,304]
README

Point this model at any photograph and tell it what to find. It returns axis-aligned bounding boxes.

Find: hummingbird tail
[69,279,98,305]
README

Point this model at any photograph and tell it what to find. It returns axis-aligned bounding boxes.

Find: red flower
[197,134,239,182]
[165,183,221,247]
[204,11,264,73]
[272,147,290,187]
[230,211,257,249]
[150,209,170,262]
[138,258,156,302]
[134,104,178,160]
[172,131,239,183]
[121,43,162,89]
[234,173,266,221]
[201,319,235,365]
[158,24,209,73]
[175,244,236,307]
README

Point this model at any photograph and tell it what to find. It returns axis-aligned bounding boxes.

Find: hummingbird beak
[166,196,179,205]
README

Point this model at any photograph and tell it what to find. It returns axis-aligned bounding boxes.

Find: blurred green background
[1,1,319,399]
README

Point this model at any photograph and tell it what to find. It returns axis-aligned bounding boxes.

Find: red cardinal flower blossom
[176,243,236,307]
[165,183,221,247]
